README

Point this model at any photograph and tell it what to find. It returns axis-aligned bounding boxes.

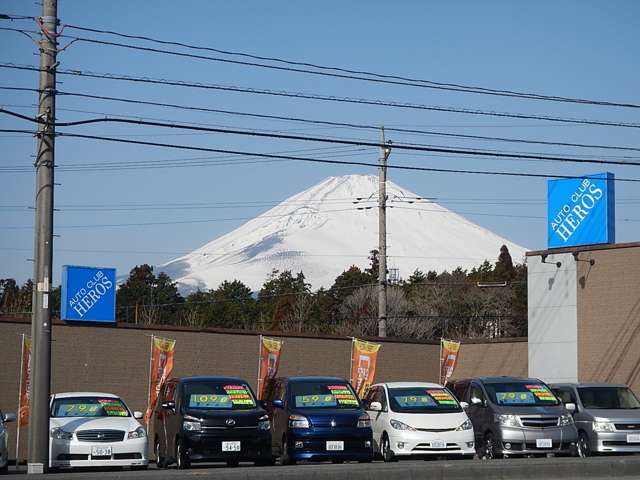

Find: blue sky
[1,0,639,285]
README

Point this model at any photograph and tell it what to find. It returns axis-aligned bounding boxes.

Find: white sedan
[49,392,148,469]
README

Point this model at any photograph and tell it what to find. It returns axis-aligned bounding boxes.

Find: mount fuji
[159,175,527,293]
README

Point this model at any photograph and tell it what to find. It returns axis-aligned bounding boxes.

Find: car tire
[0,463,8,474]
[155,438,166,469]
[578,432,592,458]
[279,436,296,466]
[483,433,502,460]
[175,438,190,470]
[381,434,397,463]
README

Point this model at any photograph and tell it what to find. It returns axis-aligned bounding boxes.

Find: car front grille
[416,427,457,433]
[520,417,559,428]
[615,423,640,431]
[75,429,125,442]
[412,442,460,452]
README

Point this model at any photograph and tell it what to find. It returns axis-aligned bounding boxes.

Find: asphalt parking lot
[4,456,640,480]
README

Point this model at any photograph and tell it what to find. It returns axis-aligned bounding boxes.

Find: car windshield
[578,387,640,409]
[484,382,560,406]
[290,381,360,409]
[388,387,461,413]
[183,382,257,410]
[51,397,130,418]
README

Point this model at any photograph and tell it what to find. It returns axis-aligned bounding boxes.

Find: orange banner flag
[350,338,381,398]
[144,336,176,424]
[439,338,461,385]
[18,335,31,427]
[257,336,283,399]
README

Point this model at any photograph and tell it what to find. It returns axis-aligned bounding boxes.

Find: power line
[3,63,640,128]
[4,86,640,153]
[3,128,640,183]
[48,23,640,109]
[4,108,640,168]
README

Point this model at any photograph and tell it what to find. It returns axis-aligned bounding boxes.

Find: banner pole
[145,335,154,429]
[439,338,443,385]
[257,335,263,399]
[15,333,25,466]
[349,337,355,384]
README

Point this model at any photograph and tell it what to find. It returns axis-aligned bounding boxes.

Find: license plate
[627,434,640,443]
[431,440,446,449]
[326,441,344,451]
[222,441,241,452]
[536,438,552,448]
[91,445,112,457]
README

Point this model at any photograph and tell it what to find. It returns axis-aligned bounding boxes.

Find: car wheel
[381,434,397,463]
[155,438,165,469]
[279,437,296,466]
[175,438,190,470]
[483,433,502,460]
[578,432,592,458]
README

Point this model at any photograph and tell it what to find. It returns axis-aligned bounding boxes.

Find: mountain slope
[159,175,527,292]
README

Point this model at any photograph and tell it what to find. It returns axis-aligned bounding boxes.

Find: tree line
[0,245,527,340]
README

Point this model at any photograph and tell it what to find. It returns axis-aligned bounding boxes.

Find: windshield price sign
[61,265,116,323]
[547,172,615,248]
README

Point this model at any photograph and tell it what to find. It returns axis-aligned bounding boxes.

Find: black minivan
[153,376,273,469]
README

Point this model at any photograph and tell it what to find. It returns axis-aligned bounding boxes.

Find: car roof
[550,382,630,388]
[377,382,445,389]
[461,376,545,384]
[169,376,249,384]
[52,392,120,399]
[276,376,349,383]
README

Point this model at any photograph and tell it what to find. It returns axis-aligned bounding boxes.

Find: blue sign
[547,172,615,248]
[61,265,117,322]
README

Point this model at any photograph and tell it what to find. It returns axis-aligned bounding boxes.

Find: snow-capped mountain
[159,175,527,292]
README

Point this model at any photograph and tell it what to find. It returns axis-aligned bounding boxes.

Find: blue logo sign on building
[547,172,615,248]
[61,265,117,323]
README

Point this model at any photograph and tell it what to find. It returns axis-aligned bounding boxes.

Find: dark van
[153,376,272,469]
[263,376,373,464]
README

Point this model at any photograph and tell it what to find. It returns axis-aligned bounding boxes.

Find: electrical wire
[3,108,640,168]
[3,63,640,128]
[4,86,640,153]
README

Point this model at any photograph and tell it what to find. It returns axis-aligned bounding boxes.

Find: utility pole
[28,0,57,474]
[378,127,391,337]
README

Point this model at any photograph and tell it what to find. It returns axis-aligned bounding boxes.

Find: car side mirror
[460,401,469,410]
[272,399,284,409]
[2,413,16,423]
[369,401,382,412]
[161,401,175,411]
[133,411,144,419]
[470,397,483,406]
[565,402,576,413]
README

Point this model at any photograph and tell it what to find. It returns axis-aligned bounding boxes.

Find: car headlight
[390,419,415,431]
[128,426,146,439]
[593,421,615,432]
[494,414,522,427]
[258,414,271,431]
[288,414,310,429]
[558,414,574,427]
[456,419,473,431]
[357,414,371,428]
[50,427,73,441]
[182,421,202,432]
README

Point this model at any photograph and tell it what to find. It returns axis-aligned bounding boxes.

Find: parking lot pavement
[3,456,640,480]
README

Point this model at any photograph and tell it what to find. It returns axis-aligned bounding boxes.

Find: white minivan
[363,382,475,461]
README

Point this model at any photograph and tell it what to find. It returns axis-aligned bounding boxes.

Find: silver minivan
[551,383,640,457]
[448,377,578,458]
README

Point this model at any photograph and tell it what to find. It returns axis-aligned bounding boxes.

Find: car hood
[292,408,364,428]
[588,409,640,422]
[492,404,566,416]
[50,416,140,432]
[183,408,267,427]
[383,410,469,430]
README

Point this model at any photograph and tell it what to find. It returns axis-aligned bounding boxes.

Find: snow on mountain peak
[159,174,527,293]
